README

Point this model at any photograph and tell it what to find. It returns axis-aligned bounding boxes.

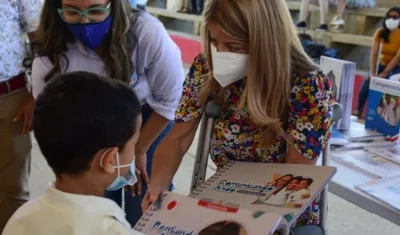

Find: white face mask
[210,44,248,87]
[385,18,399,31]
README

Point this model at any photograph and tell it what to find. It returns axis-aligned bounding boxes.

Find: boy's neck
[55,175,105,197]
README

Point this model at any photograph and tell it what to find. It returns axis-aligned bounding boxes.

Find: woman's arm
[285,71,333,165]
[370,29,382,76]
[150,118,201,189]
[380,47,400,77]
[142,53,209,210]
[286,146,317,164]
[149,53,208,189]
[31,57,51,99]
[134,18,184,156]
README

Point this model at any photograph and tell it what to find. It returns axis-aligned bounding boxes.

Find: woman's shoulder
[132,11,165,34]
[292,70,329,89]
[290,70,332,103]
[32,56,53,70]
[191,53,209,75]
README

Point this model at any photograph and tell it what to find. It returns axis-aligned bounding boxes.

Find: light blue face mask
[100,150,137,191]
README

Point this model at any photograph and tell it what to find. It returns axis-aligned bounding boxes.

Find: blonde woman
[144,0,332,233]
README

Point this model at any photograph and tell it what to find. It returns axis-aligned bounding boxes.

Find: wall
[149,0,398,71]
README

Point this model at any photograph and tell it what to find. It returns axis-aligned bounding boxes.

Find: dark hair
[300,178,314,186]
[33,0,139,84]
[199,221,244,235]
[33,71,141,177]
[379,7,400,43]
[290,176,303,182]
[278,174,294,180]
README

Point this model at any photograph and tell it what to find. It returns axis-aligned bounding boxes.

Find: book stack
[331,145,400,213]
[319,56,356,130]
[365,77,400,142]
[330,121,395,150]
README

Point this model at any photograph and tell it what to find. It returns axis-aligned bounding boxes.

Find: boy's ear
[99,148,118,174]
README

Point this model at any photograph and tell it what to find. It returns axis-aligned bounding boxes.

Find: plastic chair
[190,100,343,235]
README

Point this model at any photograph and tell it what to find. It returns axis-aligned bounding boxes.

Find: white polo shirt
[2,183,145,235]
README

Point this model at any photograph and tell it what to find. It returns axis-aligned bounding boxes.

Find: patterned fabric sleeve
[175,53,209,123]
[287,71,333,160]
[20,0,43,33]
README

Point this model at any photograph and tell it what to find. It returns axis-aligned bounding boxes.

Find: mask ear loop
[116,152,126,211]
[100,149,126,211]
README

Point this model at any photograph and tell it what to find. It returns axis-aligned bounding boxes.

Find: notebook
[330,149,400,178]
[365,77,400,138]
[365,145,400,164]
[330,127,349,146]
[340,121,384,142]
[356,175,400,213]
[134,192,282,235]
[188,161,336,233]
[319,56,356,130]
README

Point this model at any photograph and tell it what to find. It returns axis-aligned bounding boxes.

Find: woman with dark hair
[30,0,183,226]
[355,7,400,118]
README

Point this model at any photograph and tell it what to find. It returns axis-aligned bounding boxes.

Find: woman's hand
[13,94,35,135]
[127,168,143,197]
[141,183,164,212]
[377,72,388,79]
[131,152,149,196]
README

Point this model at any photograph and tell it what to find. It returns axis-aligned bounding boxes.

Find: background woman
[31,0,183,226]
[355,7,400,118]
[143,0,332,233]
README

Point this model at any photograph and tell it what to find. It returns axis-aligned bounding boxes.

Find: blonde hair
[201,0,318,148]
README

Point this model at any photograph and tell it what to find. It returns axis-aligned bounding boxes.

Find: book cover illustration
[319,56,355,130]
[319,56,344,100]
[356,175,400,212]
[366,77,400,139]
[366,145,400,164]
[190,161,336,228]
[134,192,282,235]
[330,149,400,178]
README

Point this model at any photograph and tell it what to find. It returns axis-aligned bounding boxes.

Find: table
[320,158,400,226]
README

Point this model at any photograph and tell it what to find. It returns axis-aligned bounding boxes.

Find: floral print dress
[176,53,333,227]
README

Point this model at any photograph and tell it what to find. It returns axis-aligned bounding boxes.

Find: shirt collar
[43,183,130,227]
[68,41,100,60]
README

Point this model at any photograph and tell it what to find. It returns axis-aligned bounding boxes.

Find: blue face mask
[100,150,137,191]
[67,15,113,50]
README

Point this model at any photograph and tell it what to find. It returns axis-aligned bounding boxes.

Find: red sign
[197,200,239,213]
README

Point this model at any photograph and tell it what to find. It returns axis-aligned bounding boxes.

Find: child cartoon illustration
[383,94,396,127]
[377,98,384,116]
[285,178,313,208]
[253,174,293,205]
[263,175,297,206]
[395,96,400,124]
[327,70,338,99]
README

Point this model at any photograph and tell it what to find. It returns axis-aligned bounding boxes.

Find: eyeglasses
[57,2,112,24]
[387,15,399,20]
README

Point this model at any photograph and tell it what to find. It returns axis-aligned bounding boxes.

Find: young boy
[285,178,313,208]
[2,72,145,235]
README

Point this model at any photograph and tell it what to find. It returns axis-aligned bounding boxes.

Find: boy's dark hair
[301,178,314,186]
[33,71,141,177]
[199,221,243,235]
[291,176,303,182]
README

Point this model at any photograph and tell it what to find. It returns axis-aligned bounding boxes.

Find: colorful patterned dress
[175,53,333,227]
